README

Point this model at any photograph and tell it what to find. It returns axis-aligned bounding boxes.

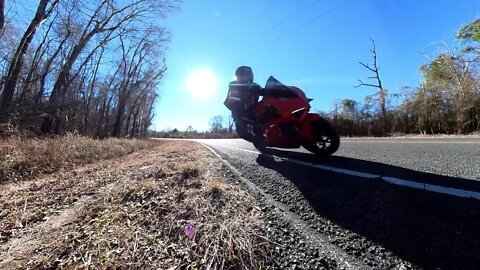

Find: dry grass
[0,134,154,182]
[0,140,268,269]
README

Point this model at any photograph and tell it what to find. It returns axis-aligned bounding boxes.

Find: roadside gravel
[209,145,412,270]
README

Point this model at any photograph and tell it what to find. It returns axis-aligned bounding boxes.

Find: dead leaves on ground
[0,141,267,269]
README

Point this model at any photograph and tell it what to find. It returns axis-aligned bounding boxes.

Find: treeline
[0,0,177,138]
[325,19,480,136]
[151,128,238,139]
[152,115,239,139]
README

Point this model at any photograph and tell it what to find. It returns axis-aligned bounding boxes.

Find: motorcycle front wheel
[302,118,340,156]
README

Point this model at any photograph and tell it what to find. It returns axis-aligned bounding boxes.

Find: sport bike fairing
[256,76,311,121]
[254,77,313,148]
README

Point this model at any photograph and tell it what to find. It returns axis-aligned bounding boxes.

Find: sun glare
[186,69,219,100]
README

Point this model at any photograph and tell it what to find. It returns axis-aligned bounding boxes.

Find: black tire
[235,122,254,142]
[235,118,267,152]
[302,118,340,156]
[253,137,267,152]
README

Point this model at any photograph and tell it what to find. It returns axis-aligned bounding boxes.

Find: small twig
[0,144,15,148]
[253,233,287,248]
[132,230,139,256]
[23,197,28,213]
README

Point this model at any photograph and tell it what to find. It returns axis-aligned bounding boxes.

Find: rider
[224,66,265,141]
[224,66,261,120]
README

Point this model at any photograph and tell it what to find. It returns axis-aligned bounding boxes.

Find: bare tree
[0,0,177,137]
[355,38,388,134]
[209,115,224,134]
[112,30,167,137]
[42,0,175,134]
[1,0,59,112]
[35,14,73,104]
[48,0,173,103]
[18,12,58,106]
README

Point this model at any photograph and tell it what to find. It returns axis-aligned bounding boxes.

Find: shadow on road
[255,148,480,270]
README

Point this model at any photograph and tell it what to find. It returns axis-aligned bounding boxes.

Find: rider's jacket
[224,81,261,119]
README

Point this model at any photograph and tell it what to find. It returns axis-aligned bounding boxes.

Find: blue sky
[153,0,480,131]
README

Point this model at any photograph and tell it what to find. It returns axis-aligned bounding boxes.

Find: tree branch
[359,61,376,73]
[354,79,381,88]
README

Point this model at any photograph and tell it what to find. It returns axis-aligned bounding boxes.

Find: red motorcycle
[228,76,340,155]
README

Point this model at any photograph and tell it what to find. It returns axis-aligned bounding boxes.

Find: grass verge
[0,134,154,182]
[0,140,268,269]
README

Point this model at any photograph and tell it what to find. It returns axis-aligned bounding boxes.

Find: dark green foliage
[457,19,480,41]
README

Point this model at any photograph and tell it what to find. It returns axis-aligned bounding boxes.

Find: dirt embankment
[0,140,268,269]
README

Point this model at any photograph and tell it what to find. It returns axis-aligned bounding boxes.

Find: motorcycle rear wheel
[302,118,340,156]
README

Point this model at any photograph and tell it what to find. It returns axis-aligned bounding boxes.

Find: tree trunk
[1,0,58,111]
[113,96,128,137]
[0,0,5,35]
[19,16,56,106]
[131,104,141,138]
[379,89,387,133]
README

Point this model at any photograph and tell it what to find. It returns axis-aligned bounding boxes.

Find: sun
[186,69,219,100]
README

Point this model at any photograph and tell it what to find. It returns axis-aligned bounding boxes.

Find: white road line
[208,144,480,201]
[341,140,480,144]
[382,177,425,190]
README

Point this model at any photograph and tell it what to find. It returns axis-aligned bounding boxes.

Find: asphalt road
[195,137,480,269]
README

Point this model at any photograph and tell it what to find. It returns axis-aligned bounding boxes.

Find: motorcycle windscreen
[264,76,298,98]
[265,76,288,90]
